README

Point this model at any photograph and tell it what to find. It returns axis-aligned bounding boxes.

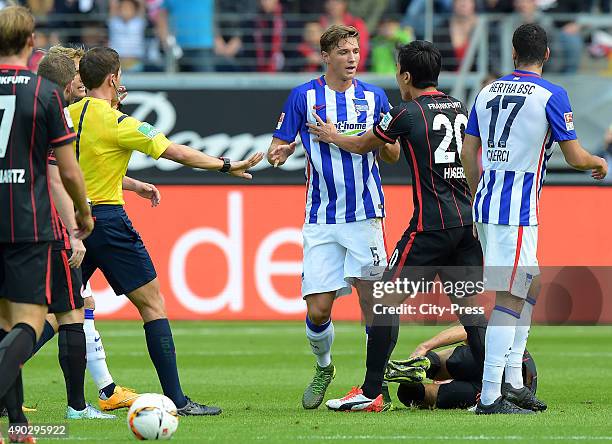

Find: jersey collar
[419,90,444,96]
[512,69,541,77]
[0,64,28,70]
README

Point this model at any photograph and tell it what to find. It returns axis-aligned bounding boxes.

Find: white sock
[505,299,535,389]
[84,310,114,392]
[481,306,520,405]
[305,317,334,368]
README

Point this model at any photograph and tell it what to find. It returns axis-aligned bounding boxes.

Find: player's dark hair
[79,47,120,90]
[37,53,77,89]
[397,40,441,89]
[512,23,548,66]
[0,6,35,56]
[320,24,359,53]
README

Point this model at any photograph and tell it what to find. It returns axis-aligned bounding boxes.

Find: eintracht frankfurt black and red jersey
[0,65,76,243]
[374,91,472,232]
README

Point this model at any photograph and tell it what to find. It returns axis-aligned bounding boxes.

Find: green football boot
[384,356,430,384]
[302,363,336,409]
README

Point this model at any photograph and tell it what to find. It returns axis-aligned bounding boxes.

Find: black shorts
[0,242,52,305]
[384,225,483,287]
[82,205,157,295]
[48,249,84,314]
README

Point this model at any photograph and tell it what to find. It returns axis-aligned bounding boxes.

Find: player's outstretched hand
[592,156,608,180]
[112,85,128,109]
[307,113,337,143]
[410,344,430,358]
[136,182,161,207]
[74,209,94,240]
[68,236,86,268]
[229,152,265,179]
[269,141,297,167]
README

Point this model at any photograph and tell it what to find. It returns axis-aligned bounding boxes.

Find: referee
[69,47,263,416]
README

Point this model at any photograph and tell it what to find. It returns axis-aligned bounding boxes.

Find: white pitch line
[289,436,612,441]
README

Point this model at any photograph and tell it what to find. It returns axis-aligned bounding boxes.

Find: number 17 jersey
[374,91,472,232]
[465,70,577,226]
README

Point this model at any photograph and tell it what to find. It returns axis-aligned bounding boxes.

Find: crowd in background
[0,0,611,74]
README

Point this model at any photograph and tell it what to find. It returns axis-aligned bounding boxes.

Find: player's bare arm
[559,139,608,180]
[411,325,468,357]
[460,134,482,199]
[54,144,94,239]
[122,176,161,207]
[379,141,401,164]
[49,164,86,267]
[161,143,264,179]
[267,137,296,167]
[307,113,385,154]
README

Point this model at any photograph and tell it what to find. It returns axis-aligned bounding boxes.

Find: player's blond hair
[320,24,359,54]
[0,6,35,57]
[49,45,86,63]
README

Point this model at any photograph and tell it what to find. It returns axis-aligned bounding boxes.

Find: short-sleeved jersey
[466,70,576,226]
[274,76,390,224]
[0,66,76,243]
[68,97,171,206]
[373,91,472,232]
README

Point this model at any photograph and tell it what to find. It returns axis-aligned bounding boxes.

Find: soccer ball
[127,394,179,440]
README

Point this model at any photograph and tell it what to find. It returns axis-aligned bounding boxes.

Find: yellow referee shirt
[68,97,171,205]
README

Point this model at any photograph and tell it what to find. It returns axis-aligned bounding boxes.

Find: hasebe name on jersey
[0,169,26,184]
[444,166,465,179]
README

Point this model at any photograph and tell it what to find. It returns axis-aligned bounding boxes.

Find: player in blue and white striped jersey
[267,24,400,410]
[461,24,607,415]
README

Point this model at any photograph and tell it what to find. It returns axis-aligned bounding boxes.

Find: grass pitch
[15,322,612,443]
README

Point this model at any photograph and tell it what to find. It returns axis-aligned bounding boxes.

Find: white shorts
[301,218,388,298]
[476,222,539,299]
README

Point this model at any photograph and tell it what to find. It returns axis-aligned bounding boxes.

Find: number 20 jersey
[374,91,472,232]
[465,70,577,227]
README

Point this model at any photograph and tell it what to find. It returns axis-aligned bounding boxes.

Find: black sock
[0,328,7,414]
[425,351,442,379]
[0,323,36,400]
[144,319,187,408]
[3,371,27,424]
[100,382,117,399]
[58,323,87,411]
[31,320,56,357]
[458,313,487,375]
[361,311,399,399]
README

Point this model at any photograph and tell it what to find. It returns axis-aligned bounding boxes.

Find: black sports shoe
[503,383,547,411]
[475,396,534,415]
[177,397,222,416]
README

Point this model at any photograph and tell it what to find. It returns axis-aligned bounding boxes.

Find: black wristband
[219,157,231,173]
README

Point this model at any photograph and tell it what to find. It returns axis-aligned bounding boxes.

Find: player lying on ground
[68,46,263,416]
[461,23,607,414]
[0,6,93,442]
[268,24,400,410]
[384,324,537,410]
[31,45,149,413]
[309,40,486,413]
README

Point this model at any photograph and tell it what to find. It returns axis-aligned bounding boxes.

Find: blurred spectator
[109,0,147,72]
[482,0,514,11]
[319,0,369,70]
[27,0,54,17]
[402,0,452,40]
[215,0,254,72]
[348,0,390,34]
[296,21,323,72]
[434,0,478,71]
[481,71,501,88]
[549,0,589,73]
[241,0,286,72]
[52,0,99,45]
[371,17,413,74]
[157,0,214,72]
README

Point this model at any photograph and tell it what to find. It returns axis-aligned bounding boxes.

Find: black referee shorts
[48,249,84,314]
[0,242,53,305]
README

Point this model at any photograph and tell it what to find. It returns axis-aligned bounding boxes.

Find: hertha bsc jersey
[0,65,76,243]
[466,70,577,226]
[274,76,390,224]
